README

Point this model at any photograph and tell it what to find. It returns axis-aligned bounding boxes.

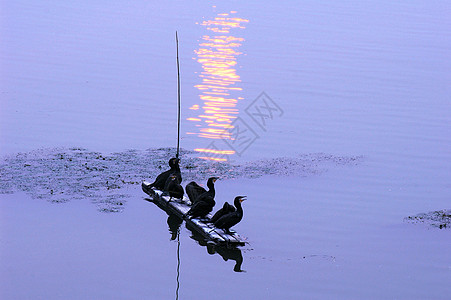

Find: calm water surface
[1,1,450,299]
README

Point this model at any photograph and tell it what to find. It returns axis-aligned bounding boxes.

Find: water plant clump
[0,147,362,212]
[405,209,451,229]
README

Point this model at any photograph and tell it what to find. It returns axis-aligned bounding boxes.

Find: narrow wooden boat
[142,181,246,247]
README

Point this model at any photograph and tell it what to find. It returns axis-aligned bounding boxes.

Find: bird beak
[240,196,247,202]
[213,177,218,183]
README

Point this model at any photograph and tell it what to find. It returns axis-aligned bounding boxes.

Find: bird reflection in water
[166,212,244,272]
[186,222,244,272]
[167,213,183,240]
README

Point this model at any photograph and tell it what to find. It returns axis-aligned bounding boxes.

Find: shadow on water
[167,213,183,241]
[146,198,245,273]
[186,222,244,272]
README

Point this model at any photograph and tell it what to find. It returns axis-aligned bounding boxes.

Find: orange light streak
[187,117,201,121]
[199,156,228,162]
[195,148,235,155]
[189,11,249,158]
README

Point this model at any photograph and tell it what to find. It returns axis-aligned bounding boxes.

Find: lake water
[1,1,451,299]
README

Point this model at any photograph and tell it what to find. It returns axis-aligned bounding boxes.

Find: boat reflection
[147,197,245,272]
[166,211,245,272]
[186,222,244,272]
[188,11,249,161]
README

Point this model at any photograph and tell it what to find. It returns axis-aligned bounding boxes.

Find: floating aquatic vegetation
[0,147,362,212]
[405,210,451,229]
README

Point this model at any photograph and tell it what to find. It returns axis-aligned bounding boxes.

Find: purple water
[1,1,451,299]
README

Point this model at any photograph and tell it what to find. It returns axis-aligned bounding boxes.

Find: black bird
[186,199,216,219]
[185,181,206,204]
[186,177,218,204]
[148,158,181,190]
[214,196,246,233]
[193,177,218,204]
[164,174,184,201]
[209,201,236,224]
[185,177,218,218]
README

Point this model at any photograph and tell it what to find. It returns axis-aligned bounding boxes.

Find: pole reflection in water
[175,230,181,300]
[166,213,183,299]
[187,11,249,161]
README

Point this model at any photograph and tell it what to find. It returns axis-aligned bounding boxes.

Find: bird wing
[152,169,172,190]
[186,182,207,203]
[214,212,239,229]
[187,200,214,218]
[223,202,236,213]
[210,207,224,223]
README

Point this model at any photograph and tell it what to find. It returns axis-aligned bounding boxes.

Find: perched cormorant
[214,196,246,233]
[185,177,218,204]
[185,177,218,218]
[164,174,184,201]
[148,158,181,190]
[193,177,218,204]
[185,181,206,204]
[209,201,236,224]
[186,199,216,219]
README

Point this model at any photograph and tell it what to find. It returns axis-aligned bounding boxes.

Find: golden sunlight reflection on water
[188,10,249,161]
